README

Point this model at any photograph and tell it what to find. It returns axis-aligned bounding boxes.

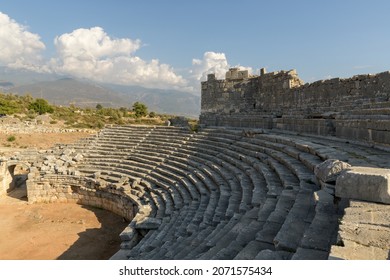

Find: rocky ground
[0,115,94,151]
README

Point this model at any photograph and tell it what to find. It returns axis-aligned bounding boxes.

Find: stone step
[234,240,274,260]
[292,247,329,260]
[300,212,338,253]
[273,189,315,252]
[198,214,243,259]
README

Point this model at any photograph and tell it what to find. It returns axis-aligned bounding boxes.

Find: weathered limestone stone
[314,159,351,183]
[93,171,101,179]
[254,249,284,260]
[134,217,162,229]
[330,200,390,259]
[329,240,389,260]
[72,153,84,162]
[314,189,334,204]
[336,167,390,204]
[44,155,56,161]
[292,247,329,260]
[119,225,137,241]
[200,68,390,145]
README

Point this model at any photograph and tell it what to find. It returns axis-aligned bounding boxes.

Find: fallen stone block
[336,167,390,204]
[314,159,351,183]
[72,153,84,162]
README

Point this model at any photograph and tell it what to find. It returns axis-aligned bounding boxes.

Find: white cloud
[0,12,46,71]
[51,27,186,89]
[188,51,255,93]
[191,51,230,82]
[0,12,255,93]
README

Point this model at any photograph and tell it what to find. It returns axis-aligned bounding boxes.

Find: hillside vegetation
[0,92,191,129]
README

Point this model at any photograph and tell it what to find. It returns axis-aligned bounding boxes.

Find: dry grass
[0,131,94,150]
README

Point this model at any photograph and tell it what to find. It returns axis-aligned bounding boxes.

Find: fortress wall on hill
[200,68,390,145]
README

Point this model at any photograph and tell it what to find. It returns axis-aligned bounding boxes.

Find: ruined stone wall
[0,160,10,197]
[200,68,390,145]
[27,173,136,221]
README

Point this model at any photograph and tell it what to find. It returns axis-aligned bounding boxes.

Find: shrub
[96,121,105,129]
[132,102,148,118]
[7,135,16,142]
[28,98,54,115]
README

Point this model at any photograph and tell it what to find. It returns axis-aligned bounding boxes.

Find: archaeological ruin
[0,67,390,260]
[200,68,390,145]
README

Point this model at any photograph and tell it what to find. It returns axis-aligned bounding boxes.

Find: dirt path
[0,187,128,260]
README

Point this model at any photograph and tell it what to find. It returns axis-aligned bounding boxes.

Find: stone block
[72,153,84,162]
[314,189,334,204]
[135,217,162,229]
[292,247,329,260]
[329,240,389,260]
[254,249,284,260]
[336,167,390,204]
[314,159,351,183]
[119,225,136,241]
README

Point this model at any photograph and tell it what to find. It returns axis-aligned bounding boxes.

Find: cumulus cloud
[0,12,46,71]
[188,51,255,93]
[51,27,186,89]
[0,11,255,93]
[191,51,230,82]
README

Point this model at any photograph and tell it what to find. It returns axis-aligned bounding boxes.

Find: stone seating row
[68,126,352,259]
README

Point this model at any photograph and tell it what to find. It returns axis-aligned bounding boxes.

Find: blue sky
[1,0,390,92]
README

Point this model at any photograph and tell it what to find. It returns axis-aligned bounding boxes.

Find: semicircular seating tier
[51,125,390,260]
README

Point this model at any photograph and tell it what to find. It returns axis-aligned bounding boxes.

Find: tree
[132,102,148,118]
[28,98,54,115]
[118,107,128,117]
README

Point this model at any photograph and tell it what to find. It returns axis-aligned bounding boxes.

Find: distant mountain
[0,66,61,86]
[0,81,14,90]
[4,77,199,118]
[105,84,200,117]
[9,78,127,108]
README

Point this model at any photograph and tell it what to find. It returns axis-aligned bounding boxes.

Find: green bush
[7,135,16,142]
[96,121,105,129]
[132,102,148,118]
[1,92,166,128]
[28,98,54,115]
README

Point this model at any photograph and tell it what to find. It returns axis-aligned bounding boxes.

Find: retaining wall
[26,173,136,221]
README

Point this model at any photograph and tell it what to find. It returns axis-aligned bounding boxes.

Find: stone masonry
[200,68,390,146]
[1,125,390,259]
